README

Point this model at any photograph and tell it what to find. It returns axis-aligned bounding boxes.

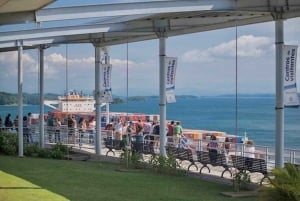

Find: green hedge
[0,131,18,155]
[0,131,69,159]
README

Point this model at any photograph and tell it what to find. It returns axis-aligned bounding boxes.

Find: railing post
[265,146,269,164]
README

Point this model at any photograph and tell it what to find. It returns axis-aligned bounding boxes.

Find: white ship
[44,91,96,113]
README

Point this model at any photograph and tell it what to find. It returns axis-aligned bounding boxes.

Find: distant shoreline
[0,93,299,106]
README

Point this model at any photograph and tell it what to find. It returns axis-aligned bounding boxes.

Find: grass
[0,155,257,201]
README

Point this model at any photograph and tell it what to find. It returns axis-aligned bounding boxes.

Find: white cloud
[182,35,272,63]
[69,57,95,65]
[0,51,37,76]
[236,35,272,57]
[45,53,66,64]
[0,51,17,64]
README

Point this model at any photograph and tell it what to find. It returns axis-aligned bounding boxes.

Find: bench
[104,138,123,156]
[130,134,156,155]
[231,155,269,185]
[166,146,198,171]
[196,150,232,178]
[141,143,155,155]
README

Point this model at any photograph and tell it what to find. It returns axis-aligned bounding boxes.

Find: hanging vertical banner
[100,64,113,103]
[165,57,177,103]
[283,45,299,107]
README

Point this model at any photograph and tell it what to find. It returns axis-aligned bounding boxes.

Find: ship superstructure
[44,91,95,113]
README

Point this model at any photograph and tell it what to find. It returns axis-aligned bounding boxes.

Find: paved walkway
[70,144,265,187]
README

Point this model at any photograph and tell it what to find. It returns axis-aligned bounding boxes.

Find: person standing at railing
[67,114,77,144]
[224,137,230,154]
[27,112,33,142]
[54,117,62,143]
[136,119,144,135]
[126,121,135,146]
[4,113,13,130]
[23,115,33,143]
[207,135,218,164]
[87,116,96,143]
[151,121,160,149]
[143,119,151,135]
[78,117,86,143]
[142,119,152,145]
[46,113,54,142]
[223,137,231,163]
[174,121,183,147]
[244,140,255,168]
[13,115,18,132]
[114,118,123,141]
[121,121,128,139]
[167,120,175,145]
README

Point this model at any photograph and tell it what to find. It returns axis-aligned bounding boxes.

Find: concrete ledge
[220,191,258,197]
[187,171,232,185]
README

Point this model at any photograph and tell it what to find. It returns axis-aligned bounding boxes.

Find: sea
[1,96,299,149]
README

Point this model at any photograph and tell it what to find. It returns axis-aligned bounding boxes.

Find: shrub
[0,132,18,155]
[24,143,40,156]
[24,143,70,160]
[259,163,300,201]
[120,149,145,169]
[148,154,184,176]
[37,148,52,158]
[232,170,251,192]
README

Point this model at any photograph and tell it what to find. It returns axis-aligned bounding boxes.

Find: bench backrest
[231,155,267,174]
[231,155,246,170]
[166,146,178,157]
[210,152,227,167]
[196,151,210,165]
[104,138,123,150]
[250,158,267,174]
[177,148,193,162]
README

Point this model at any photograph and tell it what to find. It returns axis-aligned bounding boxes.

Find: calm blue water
[1,96,299,149]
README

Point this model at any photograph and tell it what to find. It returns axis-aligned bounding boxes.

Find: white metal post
[105,52,110,125]
[94,44,102,155]
[17,44,24,157]
[275,19,285,168]
[39,46,45,148]
[159,36,167,156]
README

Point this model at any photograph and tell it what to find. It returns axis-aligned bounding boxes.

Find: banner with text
[283,45,299,107]
[165,57,177,103]
[100,64,113,103]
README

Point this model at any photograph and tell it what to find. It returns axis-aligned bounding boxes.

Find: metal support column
[94,43,102,155]
[159,35,167,156]
[39,46,45,148]
[275,19,285,168]
[17,43,24,157]
[104,51,110,125]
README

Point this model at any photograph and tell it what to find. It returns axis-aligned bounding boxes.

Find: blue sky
[0,0,300,96]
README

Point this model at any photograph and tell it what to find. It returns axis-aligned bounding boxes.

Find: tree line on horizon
[0,92,126,105]
[1,91,284,105]
[0,92,200,105]
[0,92,59,105]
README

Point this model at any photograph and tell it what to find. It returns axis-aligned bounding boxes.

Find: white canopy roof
[0,0,300,51]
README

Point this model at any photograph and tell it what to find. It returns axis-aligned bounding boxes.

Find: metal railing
[2,125,300,171]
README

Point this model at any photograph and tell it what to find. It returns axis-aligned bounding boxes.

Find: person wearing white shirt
[114,119,123,140]
[244,140,255,168]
